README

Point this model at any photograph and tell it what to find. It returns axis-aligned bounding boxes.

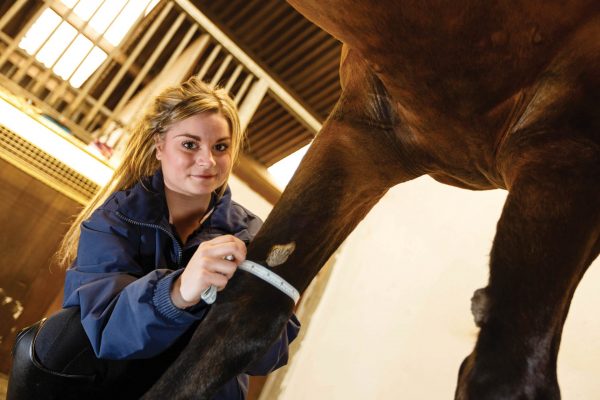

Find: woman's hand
[170,235,247,309]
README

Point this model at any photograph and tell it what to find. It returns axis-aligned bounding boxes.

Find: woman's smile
[190,173,217,180]
[155,112,232,201]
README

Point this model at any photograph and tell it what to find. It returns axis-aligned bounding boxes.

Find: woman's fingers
[201,257,237,278]
[174,235,248,307]
[196,235,247,262]
[202,270,228,291]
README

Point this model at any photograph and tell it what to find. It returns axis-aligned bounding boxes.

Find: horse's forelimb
[456,137,600,400]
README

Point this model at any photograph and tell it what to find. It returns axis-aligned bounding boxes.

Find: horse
[143,1,600,398]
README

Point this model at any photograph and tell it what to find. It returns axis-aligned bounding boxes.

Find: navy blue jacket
[63,169,300,399]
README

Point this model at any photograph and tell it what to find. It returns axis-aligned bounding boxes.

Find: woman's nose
[196,149,216,167]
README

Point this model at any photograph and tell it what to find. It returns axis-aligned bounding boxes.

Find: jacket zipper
[116,211,183,267]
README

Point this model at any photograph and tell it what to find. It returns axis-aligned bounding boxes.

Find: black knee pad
[7,317,99,400]
[33,307,99,376]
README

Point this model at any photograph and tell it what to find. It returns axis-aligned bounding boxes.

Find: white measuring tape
[201,259,300,305]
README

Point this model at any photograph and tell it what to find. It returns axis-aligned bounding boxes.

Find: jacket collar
[113,169,169,226]
[113,169,250,239]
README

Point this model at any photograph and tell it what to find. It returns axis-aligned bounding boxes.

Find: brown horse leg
[143,46,422,399]
[456,139,600,399]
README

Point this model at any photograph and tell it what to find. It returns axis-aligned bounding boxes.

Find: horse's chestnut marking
[266,242,296,267]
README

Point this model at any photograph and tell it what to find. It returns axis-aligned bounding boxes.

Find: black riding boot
[7,307,196,399]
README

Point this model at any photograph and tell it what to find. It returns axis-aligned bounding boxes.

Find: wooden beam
[233,153,281,205]
[238,78,269,131]
[176,0,323,134]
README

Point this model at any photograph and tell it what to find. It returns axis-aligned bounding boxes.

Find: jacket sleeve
[244,314,301,375]
[63,208,207,360]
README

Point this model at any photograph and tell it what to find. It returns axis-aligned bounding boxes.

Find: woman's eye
[182,141,198,150]
[214,143,229,152]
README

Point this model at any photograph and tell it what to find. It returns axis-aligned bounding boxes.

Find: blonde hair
[57,77,243,267]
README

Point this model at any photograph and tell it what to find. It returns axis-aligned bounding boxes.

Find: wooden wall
[0,158,80,373]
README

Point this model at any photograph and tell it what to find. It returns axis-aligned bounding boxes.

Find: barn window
[18,0,159,88]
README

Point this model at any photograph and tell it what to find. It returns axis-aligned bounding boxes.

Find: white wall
[278,176,600,399]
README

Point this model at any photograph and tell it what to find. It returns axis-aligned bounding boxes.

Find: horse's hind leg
[456,138,600,400]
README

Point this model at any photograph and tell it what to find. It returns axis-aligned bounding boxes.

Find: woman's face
[155,112,232,200]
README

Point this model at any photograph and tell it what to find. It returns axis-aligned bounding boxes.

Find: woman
[8,78,300,399]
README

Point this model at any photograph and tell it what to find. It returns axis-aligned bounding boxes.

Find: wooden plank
[233,154,281,205]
